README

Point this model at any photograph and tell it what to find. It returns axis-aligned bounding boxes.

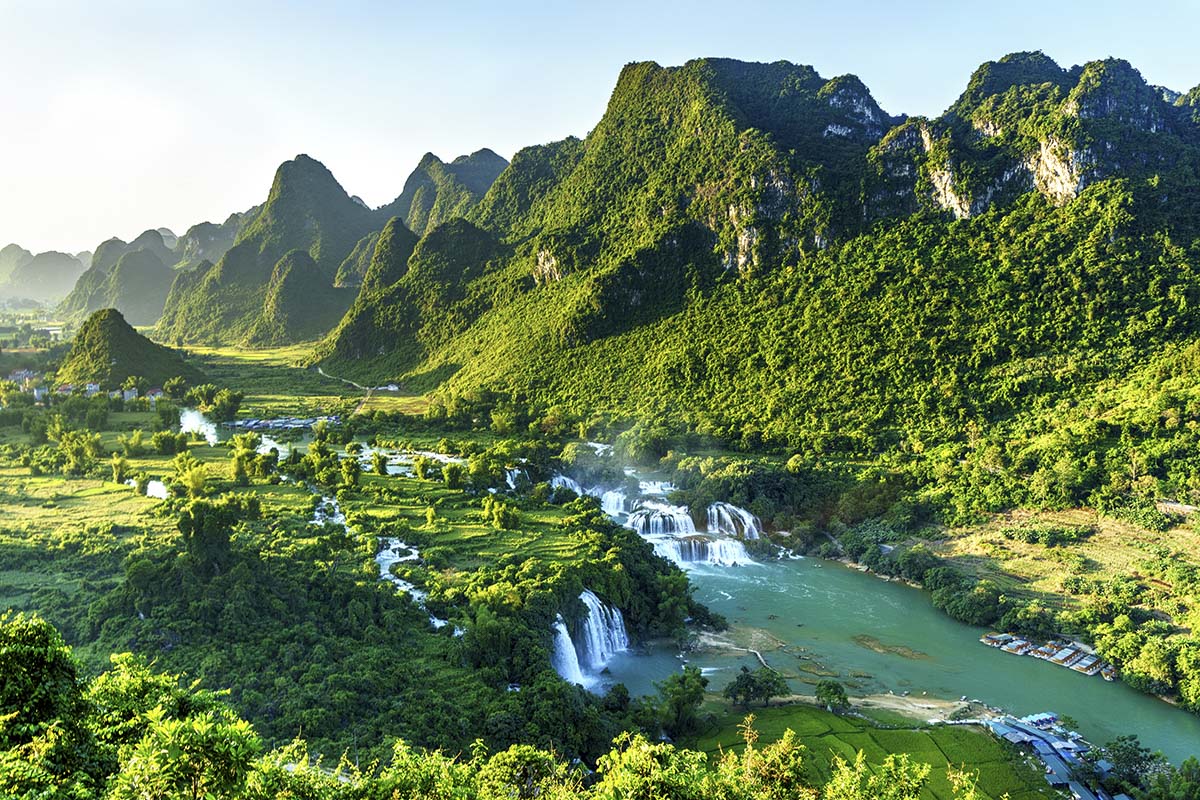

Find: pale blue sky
[2,0,1197,253]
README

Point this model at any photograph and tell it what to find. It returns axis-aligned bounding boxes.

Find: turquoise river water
[605,557,1200,763]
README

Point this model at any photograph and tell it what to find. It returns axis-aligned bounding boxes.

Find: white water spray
[551,474,584,495]
[707,502,761,540]
[577,589,630,673]
[179,409,218,445]
[552,615,588,686]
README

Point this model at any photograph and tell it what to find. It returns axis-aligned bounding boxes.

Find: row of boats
[980,633,1118,681]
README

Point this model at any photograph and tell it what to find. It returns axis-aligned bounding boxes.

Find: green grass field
[688,704,1053,800]
[184,344,429,418]
[347,472,589,571]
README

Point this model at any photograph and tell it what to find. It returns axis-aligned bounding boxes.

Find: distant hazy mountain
[0,244,33,283]
[0,249,87,303]
[59,209,258,326]
[61,230,176,325]
[156,227,179,249]
[173,207,258,271]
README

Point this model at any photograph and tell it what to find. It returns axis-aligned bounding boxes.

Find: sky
[1,0,1198,254]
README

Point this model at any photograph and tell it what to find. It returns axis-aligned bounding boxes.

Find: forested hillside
[315,53,1200,472]
[54,308,204,389]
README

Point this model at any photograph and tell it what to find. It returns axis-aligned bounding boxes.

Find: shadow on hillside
[403,362,462,392]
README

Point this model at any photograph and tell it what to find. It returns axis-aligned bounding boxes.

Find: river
[170,410,1200,761]
[604,556,1200,762]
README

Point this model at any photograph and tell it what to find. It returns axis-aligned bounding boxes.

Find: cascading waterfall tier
[599,489,627,517]
[626,501,697,536]
[550,591,630,688]
[626,500,753,567]
[550,474,584,495]
[505,467,528,489]
[707,502,761,540]
[551,615,587,686]
[577,589,630,672]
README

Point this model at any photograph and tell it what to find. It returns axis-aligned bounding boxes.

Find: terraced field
[689,704,1053,800]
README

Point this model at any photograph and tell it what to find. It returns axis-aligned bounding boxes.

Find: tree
[111,452,130,484]
[413,455,435,480]
[1099,735,1165,793]
[341,455,361,488]
[106,708,261,800]
[163,375,189,400]
[816,680,850,713]
[57,428,103,475]
[86,652,222,750]
[1142,757,1200,800]
[655,665,708,738]
[206,388,244,422]
[118,428,145,456]
[752,667,789,706]
[372,450,389,475]
[724,665,789,708]
[724,666,759,708]
[592,732,710,800]
[482,495,520,529]
[182,465,208,498]
[178,498,236,576]
[0,613,98,796]
[824,752,931,800]
[231,451,250,486]
[0,613,86,749]
[444,461,466,489]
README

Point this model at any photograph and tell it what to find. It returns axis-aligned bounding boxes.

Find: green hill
[155,155,385,345]
[244,249,357,345]
[55,308,204,389]
[316,53,1200,463]
[379,148,509,237]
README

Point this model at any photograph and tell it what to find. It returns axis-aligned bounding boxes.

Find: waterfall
[551,615,588,686]
[638,480,676,496]
[599,490,627,517]
[707,502,761,540]
[505,467,527,490]
[652,535,753,567]
[626,501,697,536]
[551,474,583,495]
[577,589,629,672]
[626,500,752,567]
[179,409,218,445]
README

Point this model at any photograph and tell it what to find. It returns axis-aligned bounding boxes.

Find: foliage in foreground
[0,613,991,800]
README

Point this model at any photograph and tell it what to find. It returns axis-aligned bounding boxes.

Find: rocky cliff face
[864,52,1200,220]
